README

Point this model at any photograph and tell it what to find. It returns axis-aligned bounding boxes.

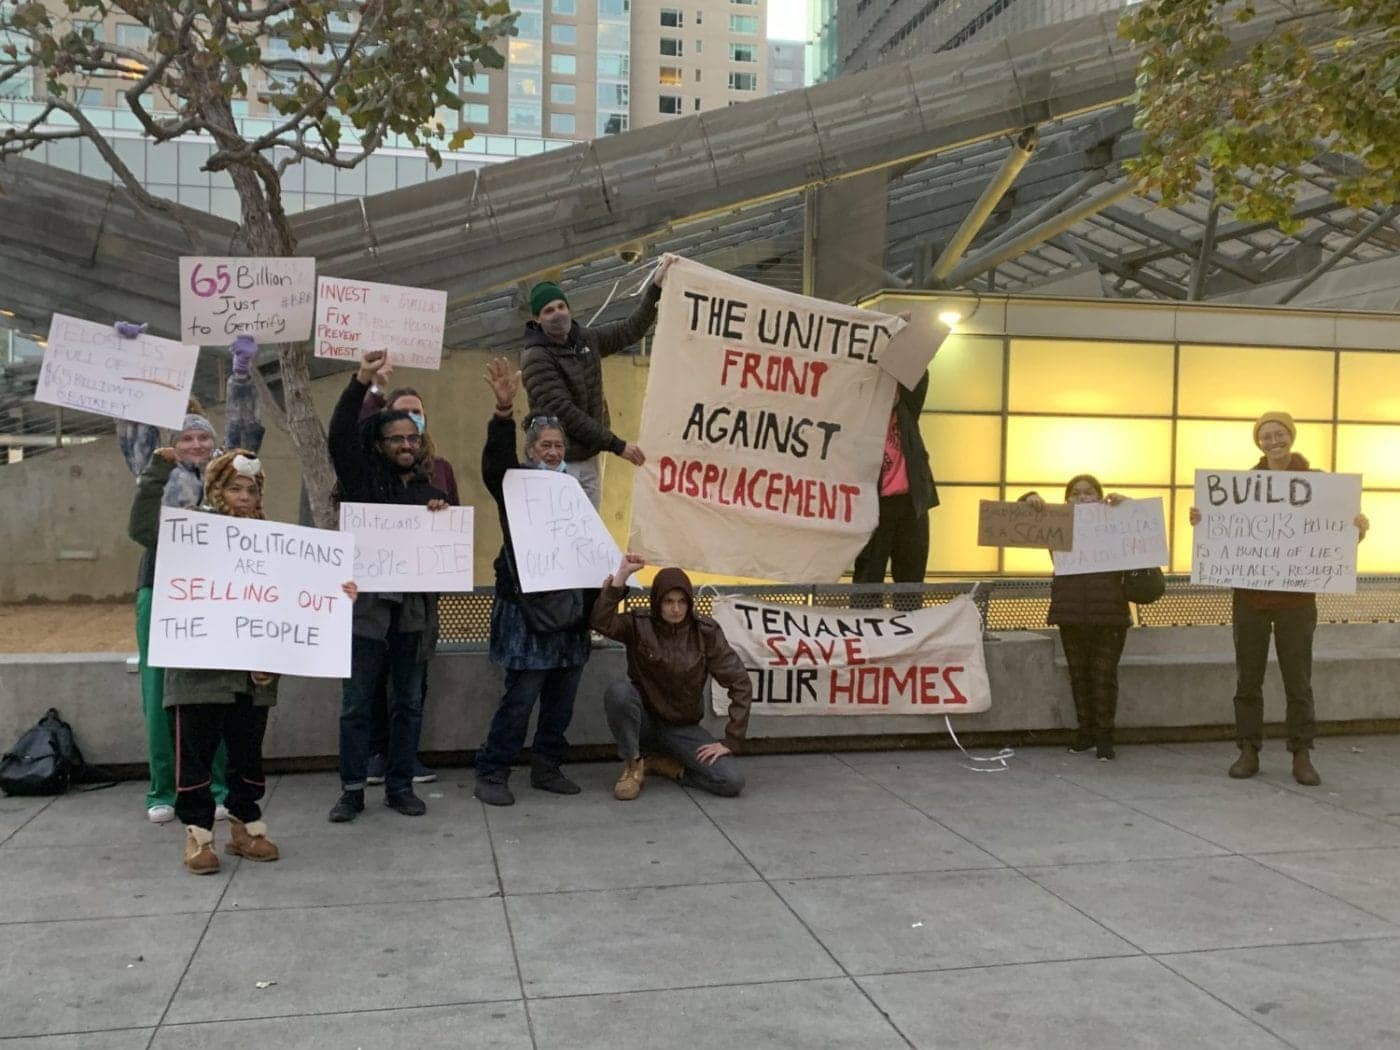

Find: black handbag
[1122,567,1166,605]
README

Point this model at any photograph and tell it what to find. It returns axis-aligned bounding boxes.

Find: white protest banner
[503,469,621,592]
[34,314,198,429]
[1192,469,1362,593]
[711,596,991,716]
[314,276,447,370]
[630,256,908,582]
[1052,498,1170,576]
[339,502,473,593]
[150,507,354,678]
[178,256,316,345]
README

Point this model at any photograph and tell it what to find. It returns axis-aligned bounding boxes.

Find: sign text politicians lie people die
[630,256,937,583]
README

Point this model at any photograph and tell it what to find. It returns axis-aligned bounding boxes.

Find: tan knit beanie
[1252,411,1296,448]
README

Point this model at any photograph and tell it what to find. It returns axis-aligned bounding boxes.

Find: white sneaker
[214,805,229,822]
[147,805,176,824]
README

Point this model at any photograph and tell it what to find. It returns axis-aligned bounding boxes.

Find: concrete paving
[3,737,1399,1049]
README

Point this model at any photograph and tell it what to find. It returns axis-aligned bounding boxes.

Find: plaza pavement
[3,737,1400,1049]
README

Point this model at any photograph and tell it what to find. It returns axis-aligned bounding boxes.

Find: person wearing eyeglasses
[520,255,674,508]
[326,350,453,823]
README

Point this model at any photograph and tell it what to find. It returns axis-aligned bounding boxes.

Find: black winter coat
[1048,571,1131,627]
[520,284,660,461]
[895,371,939,516]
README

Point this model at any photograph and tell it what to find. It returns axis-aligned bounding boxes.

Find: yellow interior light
[937,309,963,327]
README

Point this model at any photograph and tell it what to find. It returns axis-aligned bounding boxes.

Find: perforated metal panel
[438,575,1400,647]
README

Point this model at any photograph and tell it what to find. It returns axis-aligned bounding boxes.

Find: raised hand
[357,349,387,386]
[484,356,520,411]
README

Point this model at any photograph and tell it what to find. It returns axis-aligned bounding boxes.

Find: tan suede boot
[225,819,280,861]
[1228,743,1260,779]
[183,825,220,875]
[1292,750,1321,787]
[613,758,645,801]
[645,754,685,782]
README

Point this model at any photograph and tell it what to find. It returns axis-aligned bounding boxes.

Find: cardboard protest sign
[630,256,908,582]
[1052,498,1169,576]
[711,595,990,715]
[314,276,447,370]
[978,500,1074,551]
[178,256,315,344]
[150,507,354,677]
[1191,470,1361,593]
[876,317,950,390]
[339,503,473,593]
[34,314,198,429]
[503,469,621,592]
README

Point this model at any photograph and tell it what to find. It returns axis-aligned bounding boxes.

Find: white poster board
[314,276,447,370]
[150,507,354,677]
[178,256,316,345]
[1191,469,1362,593]
[502,469,621,592]
[630,256,910,582]
[711,595,991,715]
[339,502,473,593]
[1052,498,1170,576]
[34,314,198,429]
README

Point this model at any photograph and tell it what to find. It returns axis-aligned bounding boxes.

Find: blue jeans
[341,632,427,795]
[476,666,585,777]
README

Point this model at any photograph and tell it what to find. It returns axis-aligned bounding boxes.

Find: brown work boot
[645,754,685,782]
[1228,743,1260,779]
[183,825,220,875]
[225,819,280,862]
[613,758,645,801]
[1292,749,1321,787]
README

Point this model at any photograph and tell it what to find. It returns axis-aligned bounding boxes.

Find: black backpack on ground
[0,708,114,796]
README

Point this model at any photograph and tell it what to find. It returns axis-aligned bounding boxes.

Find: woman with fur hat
[120,326,265,826]
[472,358,595,807]
[1189,411,1370,786]
[592,553,754,801]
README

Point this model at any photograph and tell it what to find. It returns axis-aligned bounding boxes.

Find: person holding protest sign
[1022,477,1130,761]
[852,369,939,606]
[119,325,265,825]
[592,554,752,801]
[1189,412,1370,786]
[131,445,356,873]
[520,256,672,508]
[358,371,460,787]
[473,358,595,806]
[327,350,452,823]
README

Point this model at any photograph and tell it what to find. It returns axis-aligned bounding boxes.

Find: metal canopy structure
[2,0,1393,371]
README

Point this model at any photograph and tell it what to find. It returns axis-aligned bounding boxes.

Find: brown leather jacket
[591,573,754,752]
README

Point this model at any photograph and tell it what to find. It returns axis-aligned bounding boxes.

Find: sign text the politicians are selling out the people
[630,257,937,582]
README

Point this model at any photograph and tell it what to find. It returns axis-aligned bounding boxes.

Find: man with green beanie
[520,257,672,507]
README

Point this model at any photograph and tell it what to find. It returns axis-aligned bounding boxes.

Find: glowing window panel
[923,334,1003,412]
[1178,345,1334,419]
[1336,424,1400,488]
[1175,419,1334,485]
[1357,492,1400,573]
[1006,417,1171,488]
[1338,352,1400,422]
[1008,339,1173,415]
[927,486,999,575]
[917,414,1000,483]
[1171,489,1195,575]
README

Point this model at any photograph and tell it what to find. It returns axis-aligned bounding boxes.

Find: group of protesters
[119,263,1366,877]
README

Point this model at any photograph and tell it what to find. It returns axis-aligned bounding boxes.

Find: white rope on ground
[944,715,1014,772]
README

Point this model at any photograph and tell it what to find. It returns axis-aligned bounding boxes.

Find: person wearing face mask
[472,358,596,806]
[592,553,753,801]
[119,325,265,826]
[357,373,460,786]
[1021,476,1130,761]
[519,256,673,509]
[327,350,452,823]
[1189,412,1370,786]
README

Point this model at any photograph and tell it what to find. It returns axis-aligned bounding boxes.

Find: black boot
[530,757,581,795]
[473,770,515,807]
[385,789,427,816]
[327,789,365,823]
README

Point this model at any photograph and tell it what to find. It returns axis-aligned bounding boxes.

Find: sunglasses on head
[528,415,561,429]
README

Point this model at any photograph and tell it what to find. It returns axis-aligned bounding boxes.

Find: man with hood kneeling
[591,554,753,800]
